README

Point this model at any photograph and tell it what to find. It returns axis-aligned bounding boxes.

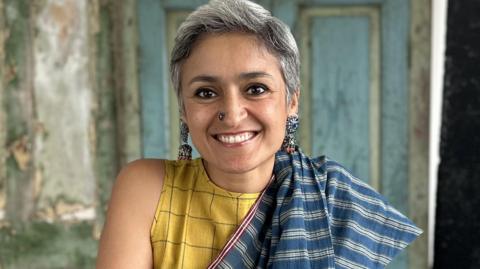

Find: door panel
[302,8,380,188]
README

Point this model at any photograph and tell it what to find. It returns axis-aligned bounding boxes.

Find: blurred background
[0,0,478,268]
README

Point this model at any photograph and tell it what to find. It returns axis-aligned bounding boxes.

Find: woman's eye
[246,85,267,95]
[195,88,217,99]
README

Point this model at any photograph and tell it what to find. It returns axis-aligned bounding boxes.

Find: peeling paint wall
[0,0,129,267]
[33,0,96,220]
[0,0,7,223]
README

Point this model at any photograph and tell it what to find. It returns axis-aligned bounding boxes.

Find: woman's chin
[209,153,275,176]
[212,156,257,174]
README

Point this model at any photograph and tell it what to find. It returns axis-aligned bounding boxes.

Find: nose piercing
[218,111,226,121]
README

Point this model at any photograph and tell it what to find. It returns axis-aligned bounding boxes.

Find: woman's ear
[179,106,187,123]
[288,90,300,115]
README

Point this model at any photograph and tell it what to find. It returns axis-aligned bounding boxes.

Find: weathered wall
[0,0,130,267]
[33,0,96,222]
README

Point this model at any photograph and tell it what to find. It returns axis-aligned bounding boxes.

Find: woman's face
[181,32,298,175]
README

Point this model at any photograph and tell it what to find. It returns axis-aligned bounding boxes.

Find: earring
[178,120,192,160]
[282,114,299,153]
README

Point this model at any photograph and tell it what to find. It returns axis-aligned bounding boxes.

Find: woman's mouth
[215,131,258,144]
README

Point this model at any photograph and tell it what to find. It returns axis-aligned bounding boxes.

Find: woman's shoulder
[110,158,167,219]
[117,158,202,188]
[119,158,166,179]
[96,159,168,268]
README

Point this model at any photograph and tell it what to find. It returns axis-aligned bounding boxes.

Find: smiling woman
[95,0,421,268]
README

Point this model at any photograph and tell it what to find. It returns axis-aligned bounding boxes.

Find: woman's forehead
[182,32,282,81]
[192,32,272,59]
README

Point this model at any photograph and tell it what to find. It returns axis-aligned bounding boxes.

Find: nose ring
[218,111,226,121]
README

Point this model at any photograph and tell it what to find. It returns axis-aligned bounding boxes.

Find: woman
[96,0,421,268]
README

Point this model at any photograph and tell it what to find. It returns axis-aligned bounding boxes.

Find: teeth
[217,132,254,144]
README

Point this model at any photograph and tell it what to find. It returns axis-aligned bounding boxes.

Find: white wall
[429,0,448,267]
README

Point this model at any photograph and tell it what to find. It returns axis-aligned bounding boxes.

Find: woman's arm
[96,159,165,269]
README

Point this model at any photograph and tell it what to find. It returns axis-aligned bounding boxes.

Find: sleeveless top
[150,158,260,268]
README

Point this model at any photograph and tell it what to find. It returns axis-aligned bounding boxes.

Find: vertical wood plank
[368,9,381,192]
[408,0,430,267]
[137,0,170,158]
[3,0,35,224]
[380,0,410,213]
[90,0,119,238]
[112,0,141,165]
[380,0,410,268]
[298,12,313,155]
[0,0,6,223]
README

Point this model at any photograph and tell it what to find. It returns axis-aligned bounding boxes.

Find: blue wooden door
[137,1,427,268]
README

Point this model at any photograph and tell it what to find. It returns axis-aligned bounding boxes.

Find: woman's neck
[202,156,275,193]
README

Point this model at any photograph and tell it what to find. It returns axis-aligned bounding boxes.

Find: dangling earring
[178,120,192,160]
[282,114,299,153]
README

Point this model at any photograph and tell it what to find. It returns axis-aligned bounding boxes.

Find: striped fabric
[211,150,422,268]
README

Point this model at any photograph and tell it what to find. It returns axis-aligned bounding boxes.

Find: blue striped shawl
[211,150,422,268]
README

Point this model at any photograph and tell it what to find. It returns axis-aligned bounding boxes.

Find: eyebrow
[188,75,218,86]
[239,71,274,80]
[187,71,274,86]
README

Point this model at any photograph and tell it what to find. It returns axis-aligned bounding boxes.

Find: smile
[215,131,257,144]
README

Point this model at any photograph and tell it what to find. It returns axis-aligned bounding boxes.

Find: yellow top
[150,158,260,268]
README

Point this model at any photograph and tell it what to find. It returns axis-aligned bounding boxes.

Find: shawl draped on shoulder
[209,150,422,269]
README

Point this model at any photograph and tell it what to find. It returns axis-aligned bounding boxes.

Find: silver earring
[218,111,226,121]
[178,120,192,160]
[282,114,299,153]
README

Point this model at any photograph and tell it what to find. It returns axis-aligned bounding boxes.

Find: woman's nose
[220,92,247,127]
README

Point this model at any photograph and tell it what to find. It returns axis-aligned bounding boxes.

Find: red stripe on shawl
[207,175,274,268]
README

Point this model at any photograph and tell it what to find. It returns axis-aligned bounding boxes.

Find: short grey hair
[170,0,300,111]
